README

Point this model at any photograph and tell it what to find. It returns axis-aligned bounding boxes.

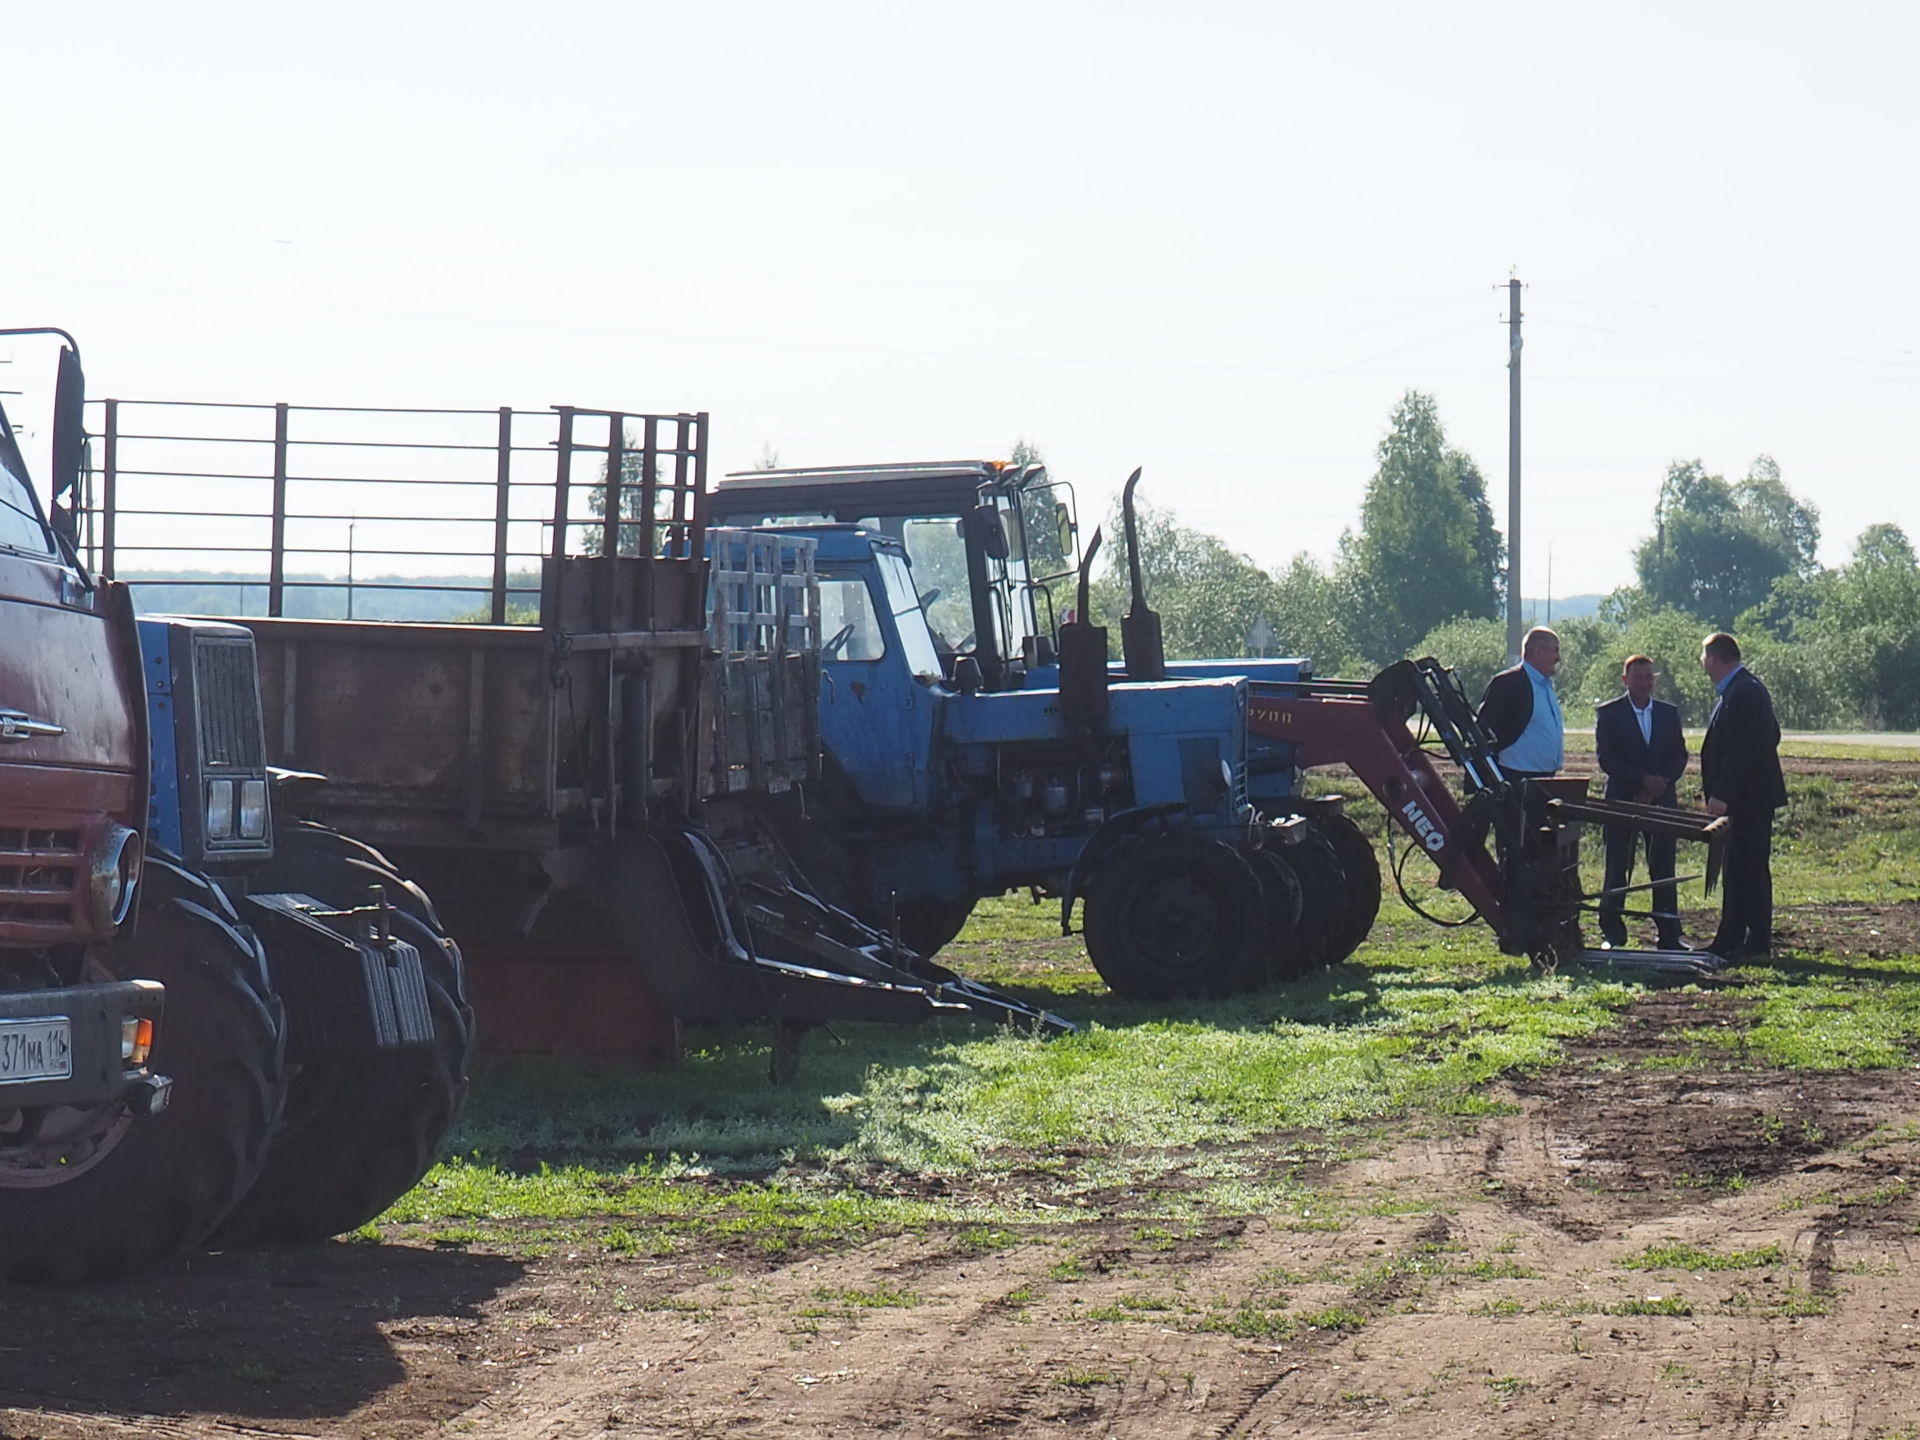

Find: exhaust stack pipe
[1057,527,1108,729]
[1120,468,1165,682]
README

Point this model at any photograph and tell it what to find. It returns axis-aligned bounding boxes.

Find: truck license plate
[0,1018,74,1083]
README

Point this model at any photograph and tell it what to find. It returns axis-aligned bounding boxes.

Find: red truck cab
[0,332,160,1109]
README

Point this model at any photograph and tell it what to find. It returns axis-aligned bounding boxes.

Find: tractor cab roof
[712,460,1047,525]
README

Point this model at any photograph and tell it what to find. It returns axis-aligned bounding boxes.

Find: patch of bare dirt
[1776,899,1920,960]
[1506,988,1911,1220]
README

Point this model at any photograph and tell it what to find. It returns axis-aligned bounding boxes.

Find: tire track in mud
[1210,1215,1453,1439]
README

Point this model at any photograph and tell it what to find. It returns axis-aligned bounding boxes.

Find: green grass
[1621,1242,1784,1272]
[1197,1301,1364,1340]
[1607,1294,1694,1316]
[413,939,1640,1238]
[373,746,1918,1252]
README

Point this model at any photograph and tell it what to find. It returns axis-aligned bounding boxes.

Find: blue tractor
[709,462,1383,998]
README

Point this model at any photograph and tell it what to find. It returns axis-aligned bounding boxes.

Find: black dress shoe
[1599,926,1630,949]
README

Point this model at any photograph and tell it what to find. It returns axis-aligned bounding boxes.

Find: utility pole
[1505,277,1524,663]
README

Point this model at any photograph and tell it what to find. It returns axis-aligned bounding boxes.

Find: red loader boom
[1248,657,1729,974]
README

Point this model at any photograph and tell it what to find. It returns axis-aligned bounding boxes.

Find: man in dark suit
[1594,654,1688,949]
[1699,632,1788,959]
[1477,626,1564,780]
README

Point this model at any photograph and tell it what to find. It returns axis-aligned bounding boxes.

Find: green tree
[1566,606,1719,723]
[1338,392,1504,665]
[1798,523,1920,728]
[1267,554,1365,676]
[1633,456,1820,628]
[1093,499,1284,660]
[1412,616,1508,697]
[585,432,658,558]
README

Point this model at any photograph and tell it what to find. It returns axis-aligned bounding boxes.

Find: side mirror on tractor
[969,504,1010,561]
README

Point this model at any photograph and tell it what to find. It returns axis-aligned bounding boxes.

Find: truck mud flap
[243,891,435,1060]
[587,829,1071,1034]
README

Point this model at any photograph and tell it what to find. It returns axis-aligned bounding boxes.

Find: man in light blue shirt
[1476,627,1565,779]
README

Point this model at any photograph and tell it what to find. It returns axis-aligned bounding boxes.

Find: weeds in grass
[1722,1285,1835,1318]
[1085,1293,1177,1321]
[1486,1374,1531,1398]
[1467,1297,1526,1317]
[1055,1367,1117,1388]
[812,1282,919,1310]
[954,1226,1020,1253]
[1622,1242,1784,1272]
[1607,1295,1694,1316]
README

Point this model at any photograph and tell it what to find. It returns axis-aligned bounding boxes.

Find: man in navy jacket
[1594,654,1689,949]
[1699,632,1788,958]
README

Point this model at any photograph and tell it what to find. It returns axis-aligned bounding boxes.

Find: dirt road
[4,904,1918,1439]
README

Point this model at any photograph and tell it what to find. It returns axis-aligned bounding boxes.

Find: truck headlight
[89,824,144,930]
[206,778,235,839]
[237,778,269,840]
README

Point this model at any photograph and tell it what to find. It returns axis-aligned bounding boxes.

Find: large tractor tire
[213,825,473,1246]
[895,897,977,958]
[258,821,446,931]
[1269,829,1349,974]
[1317,813,1383,963]
[0,858,287,1283]
[1082,829,1267,1000]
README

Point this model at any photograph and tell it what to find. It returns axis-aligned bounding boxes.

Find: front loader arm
[1249,658,1729,965]
[1247,686,1517,933]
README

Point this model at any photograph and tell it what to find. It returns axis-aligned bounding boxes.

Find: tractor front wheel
[1317,813,1383,963]
[213,826,473,1245]
[1083,830,1267,1000]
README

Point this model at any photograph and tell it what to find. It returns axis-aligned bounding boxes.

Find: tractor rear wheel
[1317,813,1383,963]
[213,827,473,1245]
[1083,829,1267,999]
[0,858,286,1283]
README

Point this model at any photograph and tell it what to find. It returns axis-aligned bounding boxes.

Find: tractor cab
[779,524,950,812]
[711,461,1080,693]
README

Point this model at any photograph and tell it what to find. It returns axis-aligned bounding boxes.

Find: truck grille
[0,827,80,928]
[194,636,265,768]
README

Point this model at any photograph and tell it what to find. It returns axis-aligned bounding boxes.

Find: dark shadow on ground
[0,1241,525,1423]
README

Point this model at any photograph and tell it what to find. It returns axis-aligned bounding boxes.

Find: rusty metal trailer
[87,399,1061,1064]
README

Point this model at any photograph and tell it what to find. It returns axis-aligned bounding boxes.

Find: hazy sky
[5,0,1915,597]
